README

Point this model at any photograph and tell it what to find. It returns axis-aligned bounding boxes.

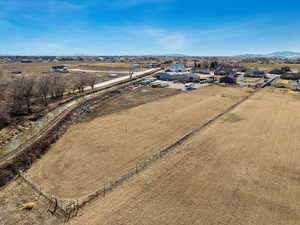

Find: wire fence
[19,170,79,222]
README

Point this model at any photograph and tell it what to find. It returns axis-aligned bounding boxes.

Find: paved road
[92,69,158,89]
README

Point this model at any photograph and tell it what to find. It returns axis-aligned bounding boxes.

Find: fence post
[103,184,106,198]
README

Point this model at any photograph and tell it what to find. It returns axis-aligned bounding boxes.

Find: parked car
[140,78,157,85]
[109,74,119,78]
[185,83,196,90]
[151,81,169,88]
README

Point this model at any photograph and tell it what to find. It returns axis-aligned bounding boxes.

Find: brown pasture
[26,86,250,199]
[68,88,300,225]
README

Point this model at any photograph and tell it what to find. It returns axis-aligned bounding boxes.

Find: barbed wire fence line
[18,171,79,223]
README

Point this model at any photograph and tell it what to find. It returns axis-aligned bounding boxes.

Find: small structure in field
[51,65,69,73]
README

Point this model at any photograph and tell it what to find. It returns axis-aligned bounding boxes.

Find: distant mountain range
[235,51,300,58]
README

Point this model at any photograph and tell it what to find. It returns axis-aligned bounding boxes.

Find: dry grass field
[0,62,131,74]
[244,63,300,72]
[68,88,300,225]
[0,62,63,73]
[26,86,251,199]
[66,62,131,72]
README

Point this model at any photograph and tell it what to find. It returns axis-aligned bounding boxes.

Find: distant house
[192,67,210,74]
[219,76,236,84]
[11,71,22,75]
[95,57,104,61]
[214,70,227,76]
[158,72,180,81]
[170,64,185,72]
[21,59,32,63]
[269,68,284,75]
[51,65,69,73]
[244,68,265,78]
[158,72,200,83]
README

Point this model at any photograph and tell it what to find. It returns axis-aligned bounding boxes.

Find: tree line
[0,72,99,128]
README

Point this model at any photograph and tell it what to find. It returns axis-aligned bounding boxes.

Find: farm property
[68,88,300,225]
[26,86,251,199]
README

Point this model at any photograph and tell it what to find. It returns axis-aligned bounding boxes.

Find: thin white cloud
[140,27,189,51]
[142,28,164,36]
[159,32,189,51]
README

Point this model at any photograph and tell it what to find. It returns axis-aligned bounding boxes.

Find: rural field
[26,86,251,199]
[67,62,131,71]
[68,88,300,225]
[0,62,131,74]
[244,63,300,72]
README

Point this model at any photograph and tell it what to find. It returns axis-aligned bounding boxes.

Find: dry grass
[0,62,131,74]
[221,112,243,123]
[74,62,131,68]
[244,63,300,72]
[26,86,250,199]
[69,88,300,225]
[0,180,59,225]
[0,62,63,74]
[66,62,131,72]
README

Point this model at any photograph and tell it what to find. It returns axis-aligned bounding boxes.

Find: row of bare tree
[0,72,99,128]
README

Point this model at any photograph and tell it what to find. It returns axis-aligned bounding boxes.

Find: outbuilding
[219,76,236,84]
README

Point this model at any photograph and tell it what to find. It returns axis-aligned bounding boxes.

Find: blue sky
[0,0,300,56]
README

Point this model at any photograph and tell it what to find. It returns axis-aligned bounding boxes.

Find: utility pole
[129,64,134,80]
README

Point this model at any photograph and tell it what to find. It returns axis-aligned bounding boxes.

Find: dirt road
[26,86,251,199]
[67,88,300,225]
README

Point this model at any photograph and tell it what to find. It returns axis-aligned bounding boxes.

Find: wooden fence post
[103,184,106,198]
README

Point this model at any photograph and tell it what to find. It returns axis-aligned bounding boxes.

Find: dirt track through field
[68,88,300,225]
[26,86,251,199]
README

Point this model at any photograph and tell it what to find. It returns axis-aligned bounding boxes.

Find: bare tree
[0,78,10,128]
[9,77,27,114]
[73,73,87,93]
[0,70,4,81]
[51,74,66,99]
[37,74,51,106]
[0,102,10,128]
[22,77,35,113]
[6,75,34,114]
[86,74,98,90]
